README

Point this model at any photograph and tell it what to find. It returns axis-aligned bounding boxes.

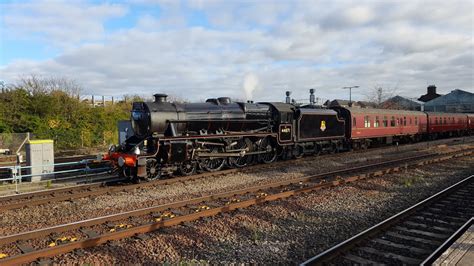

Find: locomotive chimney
[154,93,168,103]
[309,89,315,105]
[285,91,291,104]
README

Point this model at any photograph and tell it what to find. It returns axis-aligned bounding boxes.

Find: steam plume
[243,73,260,100]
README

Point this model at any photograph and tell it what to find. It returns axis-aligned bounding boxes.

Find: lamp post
[342,85,359,106]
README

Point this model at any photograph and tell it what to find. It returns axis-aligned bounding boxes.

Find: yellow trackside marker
[70,237,78,242]
[48,242,56,247]
[226,198,241,205]
[0,253,8,259]
[195,205,211,212]
[111,224,132,232]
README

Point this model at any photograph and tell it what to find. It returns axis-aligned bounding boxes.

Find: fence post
[85,160,91,183]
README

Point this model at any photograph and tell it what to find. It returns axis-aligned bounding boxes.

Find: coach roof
[343,107,425,116]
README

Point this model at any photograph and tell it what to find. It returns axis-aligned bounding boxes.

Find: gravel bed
[51,155,474,264]
[0,139,471,236]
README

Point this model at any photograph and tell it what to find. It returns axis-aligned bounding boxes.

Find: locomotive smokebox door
[170,142,187,162]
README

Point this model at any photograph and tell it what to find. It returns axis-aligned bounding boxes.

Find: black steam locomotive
[108,93,346,181]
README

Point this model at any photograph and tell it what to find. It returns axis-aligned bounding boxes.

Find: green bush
[0,77,133,150]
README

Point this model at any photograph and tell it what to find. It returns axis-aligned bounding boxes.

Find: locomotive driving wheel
[259,137,277,164]
[178,160,197,176]
[199,147,225,172]
[228,138,253,168]
[145,158,161,181]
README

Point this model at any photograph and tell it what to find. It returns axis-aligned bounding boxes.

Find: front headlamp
[118,157,125,167]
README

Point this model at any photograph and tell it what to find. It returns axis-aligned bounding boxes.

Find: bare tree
[365,85,397,107]
[16,74,82,97]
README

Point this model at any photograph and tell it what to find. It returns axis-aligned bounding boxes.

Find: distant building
[382,96,422,111]
[418,85,442,102]
[424,89,474,113]
[325,99,360,108]
[357,101,378,108]
[324,99,377,108]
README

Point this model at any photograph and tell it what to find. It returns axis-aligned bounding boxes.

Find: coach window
[443,117,447,124]
[409,117,412,125]
[352,117,356,128]
[364,116,370,128]
[390,116,395,127]
[403,117,407,126]
[375,116,379,127]
[383,116,388,127]
[435,117,438,125]
[415,117,418,125]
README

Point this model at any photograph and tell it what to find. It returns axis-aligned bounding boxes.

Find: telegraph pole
[342,85,359,106]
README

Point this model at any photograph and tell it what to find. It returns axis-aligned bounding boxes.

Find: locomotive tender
[106,93,472,182]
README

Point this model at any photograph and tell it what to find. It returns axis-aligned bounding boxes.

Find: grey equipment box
[25,140,54,182]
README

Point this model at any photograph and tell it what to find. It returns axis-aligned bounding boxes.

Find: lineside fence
[0,159,111,193]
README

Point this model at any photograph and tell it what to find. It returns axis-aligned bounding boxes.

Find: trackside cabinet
[25,140,54,182]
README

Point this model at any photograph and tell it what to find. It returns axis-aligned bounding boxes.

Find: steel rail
[1,137,471,210]
[301,174,474,266]
[0,147,471,212]
[0,150,471,265]
[421,217,473,265]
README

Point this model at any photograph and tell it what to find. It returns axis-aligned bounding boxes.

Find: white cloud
[2,0,127,47]
[0,0,472,103]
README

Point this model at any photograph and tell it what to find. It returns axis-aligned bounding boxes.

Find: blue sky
[0,0,472,102]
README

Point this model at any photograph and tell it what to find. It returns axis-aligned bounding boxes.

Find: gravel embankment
[51,154,474,264]
[0,139,471,236]
[1,138,471,237]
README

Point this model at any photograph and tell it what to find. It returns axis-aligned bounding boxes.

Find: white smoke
[243,73,260,100]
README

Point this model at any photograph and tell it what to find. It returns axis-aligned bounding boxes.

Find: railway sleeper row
[1,145,471,212]
[303,175,474,265]
[0,150,471,265]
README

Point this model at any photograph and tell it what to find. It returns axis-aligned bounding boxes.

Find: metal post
[349,87,352,104]
[85,160,90,183]
[343,85,359,107]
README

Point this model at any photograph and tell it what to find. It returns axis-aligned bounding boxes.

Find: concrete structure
[433,223,473,265]
[418,85,442,102]
[382,96,423,111]
[424,89,474,113]
[25,139,54,182]
[118,120,134,144]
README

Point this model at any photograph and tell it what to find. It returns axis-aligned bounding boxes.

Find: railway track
[0,144,470,212]
[0,148,471,265]
[301,174,474,265]
[0,154,108,180]
[0,136,472,209]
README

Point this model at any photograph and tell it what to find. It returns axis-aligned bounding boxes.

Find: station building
[423,89,474,113]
